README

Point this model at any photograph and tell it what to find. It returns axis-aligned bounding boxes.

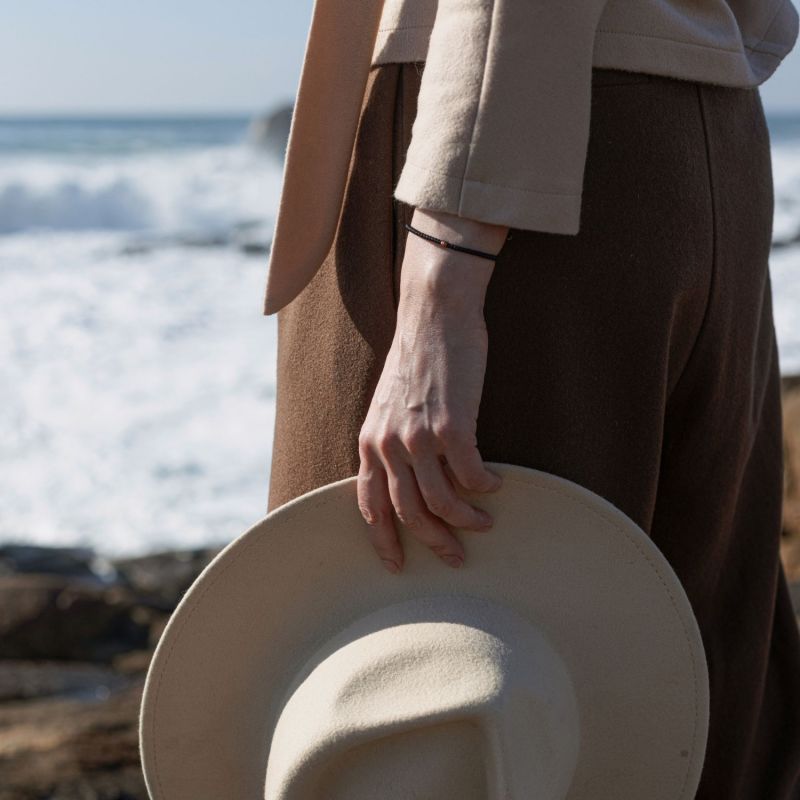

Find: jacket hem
[592,25,793,86]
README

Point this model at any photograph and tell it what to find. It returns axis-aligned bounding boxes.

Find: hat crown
[264,594,581,800]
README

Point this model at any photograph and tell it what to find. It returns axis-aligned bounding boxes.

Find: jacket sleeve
[393,0,611,235]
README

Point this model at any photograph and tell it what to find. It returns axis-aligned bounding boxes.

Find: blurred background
[0,1,310,563]
[1,2,800,798]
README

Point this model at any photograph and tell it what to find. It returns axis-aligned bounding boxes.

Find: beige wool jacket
[262,0,798,316]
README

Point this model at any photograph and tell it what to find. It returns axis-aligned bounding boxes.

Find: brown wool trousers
[267,63,800,797]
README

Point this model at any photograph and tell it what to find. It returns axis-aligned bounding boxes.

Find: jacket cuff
[394,159,582,235]
[390,0,611,239]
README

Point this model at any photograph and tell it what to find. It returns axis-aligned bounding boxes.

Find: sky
[1,0,798,115]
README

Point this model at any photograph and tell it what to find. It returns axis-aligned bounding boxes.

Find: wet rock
[110,546,221,611]
[0,576,151,663]
[0,660,135,703]
[0,545,118,584]
[231,218,272,255]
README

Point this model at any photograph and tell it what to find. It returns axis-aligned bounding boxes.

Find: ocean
[1,112,799,558]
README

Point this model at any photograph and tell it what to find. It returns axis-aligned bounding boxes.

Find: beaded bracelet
[404,222,498,261]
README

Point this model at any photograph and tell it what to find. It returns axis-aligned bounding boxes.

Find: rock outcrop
[246,104,293,162]
[781,374,800,584]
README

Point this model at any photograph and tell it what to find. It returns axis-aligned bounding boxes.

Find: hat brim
[139,462,709,799]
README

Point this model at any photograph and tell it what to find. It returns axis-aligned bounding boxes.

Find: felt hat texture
[138,461,709,799]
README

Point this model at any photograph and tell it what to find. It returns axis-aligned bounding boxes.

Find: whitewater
[1,115,799,557]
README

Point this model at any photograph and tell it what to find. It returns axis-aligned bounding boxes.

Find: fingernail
[382,559,401,574]
[444,555,463,569]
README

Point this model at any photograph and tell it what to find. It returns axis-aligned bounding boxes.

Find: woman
[265,0,800,796]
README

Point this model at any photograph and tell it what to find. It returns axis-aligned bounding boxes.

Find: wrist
[396,207,506,320]
[397,248,492,322]
[411,207,509,256]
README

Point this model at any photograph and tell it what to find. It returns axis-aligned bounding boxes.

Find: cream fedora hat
[138,462,709,799]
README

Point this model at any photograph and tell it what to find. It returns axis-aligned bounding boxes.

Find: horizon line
[0,103,797,118]
[0,106,292,119]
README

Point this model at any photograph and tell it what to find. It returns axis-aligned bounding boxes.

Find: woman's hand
[357,207,509,573]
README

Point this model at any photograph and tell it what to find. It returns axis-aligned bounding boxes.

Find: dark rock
[238,240,271,255]
[771,228,800,249]
[176,232,230,248]
[111,546,221,611]
[0,660,135,703]
[230,218,272,255]
[0,576,151,663]
[246,104,293,162]
[111,649,153,676]
[781,375,800,584]
[789,581,800,617]
[0,545,118,584]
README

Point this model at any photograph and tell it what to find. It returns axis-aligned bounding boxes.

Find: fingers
[357,453,404,574]
[358,425,503,574]
[438,427,503,495]
[411,448,495,532]
[386,460,466,569]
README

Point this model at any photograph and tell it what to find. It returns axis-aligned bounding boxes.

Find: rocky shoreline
[0,545,221,799]
[1,375,800,799]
